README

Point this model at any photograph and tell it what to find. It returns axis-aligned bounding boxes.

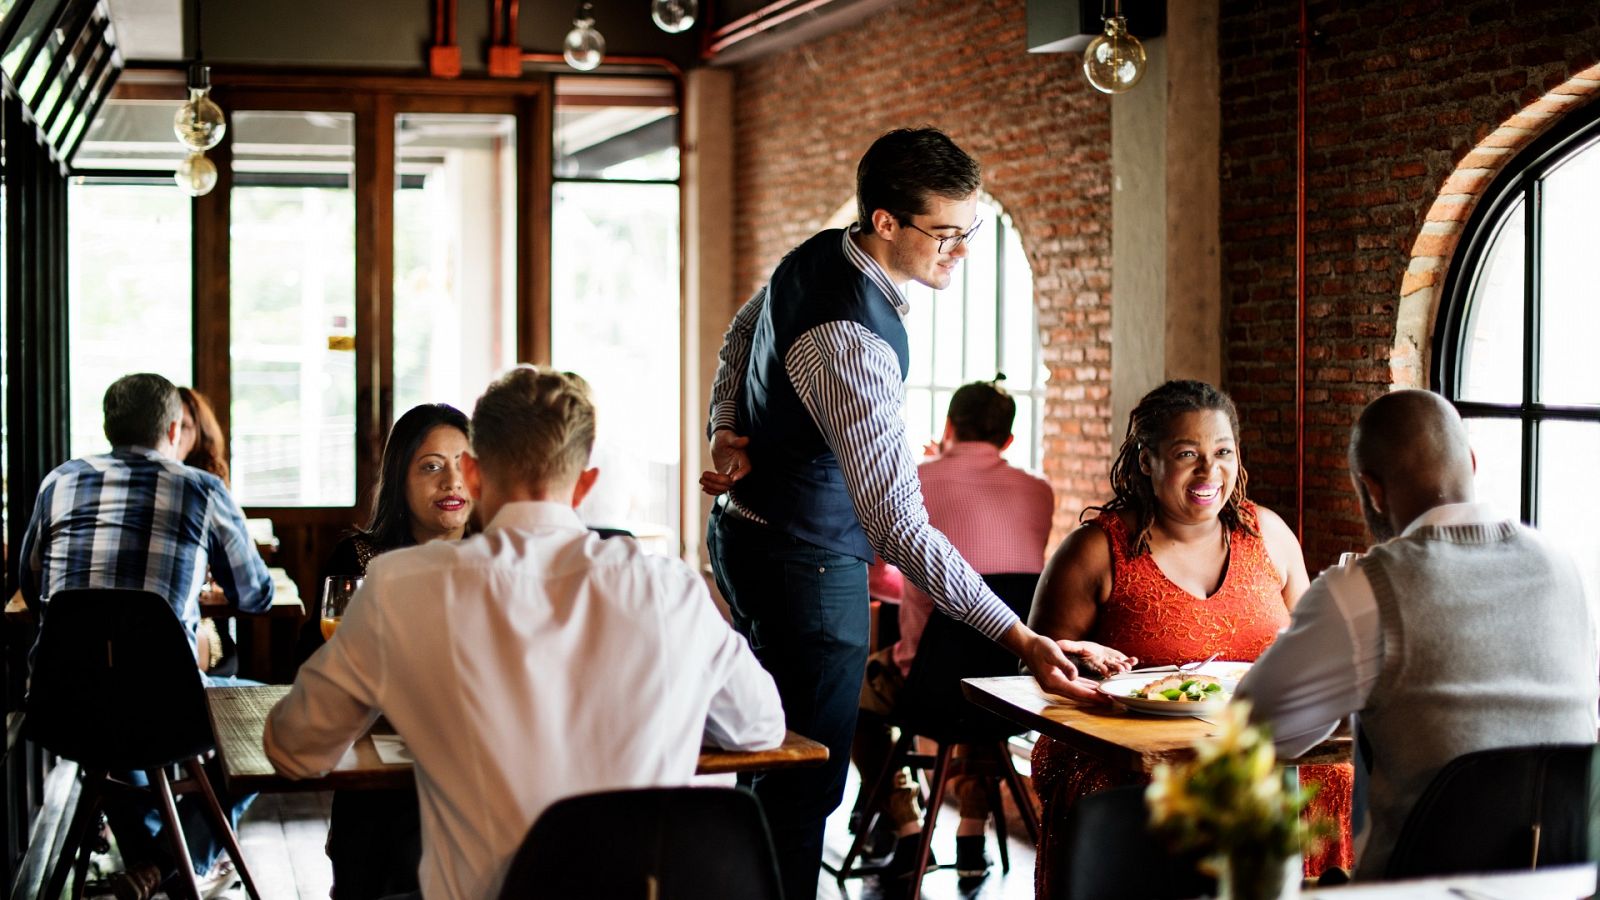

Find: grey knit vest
[1354,519,1598,879]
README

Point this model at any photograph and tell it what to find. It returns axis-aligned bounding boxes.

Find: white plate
[1098,662,1249,717]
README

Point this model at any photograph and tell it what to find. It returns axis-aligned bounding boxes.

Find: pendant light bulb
[651,0,697,33]
[563,3,606,71]
[1082,14,1146,94]
[174,64,226,151]
[176,151,219,197]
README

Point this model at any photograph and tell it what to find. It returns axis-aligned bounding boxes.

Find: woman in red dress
[1028,380,1353,896]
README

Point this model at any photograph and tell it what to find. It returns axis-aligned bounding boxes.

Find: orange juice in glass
[321,575,361,640]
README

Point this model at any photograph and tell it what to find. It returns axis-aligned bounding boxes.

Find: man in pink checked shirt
[851,377,1054,883]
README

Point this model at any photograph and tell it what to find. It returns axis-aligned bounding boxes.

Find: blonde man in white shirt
[265,366,786,900]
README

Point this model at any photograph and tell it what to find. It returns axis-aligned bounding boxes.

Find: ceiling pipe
[1295,0,1308,541]
[519,51,683,79]
[704,0,842,57]
[430,0,461,77]
[488,0,523,75]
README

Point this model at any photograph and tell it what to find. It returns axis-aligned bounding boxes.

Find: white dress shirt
[264,501,785,900]
[1237,502,1508,759]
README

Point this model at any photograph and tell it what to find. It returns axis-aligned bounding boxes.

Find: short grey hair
[103,374,182,449]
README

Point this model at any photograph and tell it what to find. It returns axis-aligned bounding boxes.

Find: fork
[1128,652,1223,676]
[1179,652,1222,673]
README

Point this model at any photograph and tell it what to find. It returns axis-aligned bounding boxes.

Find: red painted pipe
[1295,0,1308,541]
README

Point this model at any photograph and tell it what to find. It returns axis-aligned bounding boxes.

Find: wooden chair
[23,589,261,900]
[833,573,1043,899]
[1385,742,1600,879]
[497,786,783,899]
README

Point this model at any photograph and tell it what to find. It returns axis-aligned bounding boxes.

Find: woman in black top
[300,403,474,900]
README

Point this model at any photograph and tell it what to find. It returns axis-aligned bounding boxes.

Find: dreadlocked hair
[1082,379,1256,557]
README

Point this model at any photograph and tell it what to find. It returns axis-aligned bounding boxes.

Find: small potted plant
[1145,701,1328,900]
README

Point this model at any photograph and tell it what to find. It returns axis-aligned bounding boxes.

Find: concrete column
[1164,0,1222,388]
[682,67,737,565]
[1109,0,1222,439]
[1111,36,1168,440]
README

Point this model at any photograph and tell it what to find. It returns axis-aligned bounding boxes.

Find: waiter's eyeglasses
[904,218,983,254]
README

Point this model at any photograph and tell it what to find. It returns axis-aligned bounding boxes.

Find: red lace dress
[1031,504,1354,896]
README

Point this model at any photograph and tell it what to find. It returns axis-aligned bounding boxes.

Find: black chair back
[892,572,1037,744]
[1056,785,1214,900]
[1385,742,1600,880]
[24,589,215,771]
[498,787,784,900]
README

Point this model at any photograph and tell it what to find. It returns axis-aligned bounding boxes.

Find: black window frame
[1432,102,1600,525]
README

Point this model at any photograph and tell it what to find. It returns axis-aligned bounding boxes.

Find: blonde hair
[470,366,596,491]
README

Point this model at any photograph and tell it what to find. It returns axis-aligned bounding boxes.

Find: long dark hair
[178,387,230,486]
[362,403,472,551]
[1085,380,1256,557]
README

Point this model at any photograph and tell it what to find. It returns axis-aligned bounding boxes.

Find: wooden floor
[218,764,1037,900]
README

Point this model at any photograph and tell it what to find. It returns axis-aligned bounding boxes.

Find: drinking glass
[321,575,362,640]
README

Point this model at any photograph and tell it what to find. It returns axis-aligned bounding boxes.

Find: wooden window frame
[194,73,554,528]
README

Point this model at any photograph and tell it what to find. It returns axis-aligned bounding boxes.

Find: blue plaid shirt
[19,447,275,646]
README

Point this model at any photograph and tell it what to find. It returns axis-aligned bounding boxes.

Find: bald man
[1237,390,1598,879]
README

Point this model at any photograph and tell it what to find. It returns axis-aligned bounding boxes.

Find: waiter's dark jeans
[707,505,869,900]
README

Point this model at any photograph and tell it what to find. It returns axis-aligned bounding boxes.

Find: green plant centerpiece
[1145,701,1329,900]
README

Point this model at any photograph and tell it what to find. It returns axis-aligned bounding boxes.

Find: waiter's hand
[1001,622,1105,703]
[700,429,753,497]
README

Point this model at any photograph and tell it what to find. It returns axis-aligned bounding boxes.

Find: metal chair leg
[832,729,917,880]
[908,743,955,900]
[44,768,102,900]
[1000,747,1042,846]
[181,756,262,900]
[982,769,1011,874]
[148,767,202,900]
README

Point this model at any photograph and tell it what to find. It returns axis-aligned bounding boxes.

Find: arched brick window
[825,195,1046,469]
[899,198,1045,470]
[1432,101,1600,599]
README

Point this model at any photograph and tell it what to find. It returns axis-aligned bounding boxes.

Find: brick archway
[1391,64,1600,388]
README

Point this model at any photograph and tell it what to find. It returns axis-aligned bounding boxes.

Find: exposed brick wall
[1219,0,1600,571]
[731,0,1114,536]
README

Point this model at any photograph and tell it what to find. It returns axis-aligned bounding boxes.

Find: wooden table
[206,685,828,792]
[961,675,1350,775]
[1303,862,1594,898]
[200,569,306,681]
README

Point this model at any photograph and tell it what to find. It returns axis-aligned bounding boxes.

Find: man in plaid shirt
[19,372,273,897]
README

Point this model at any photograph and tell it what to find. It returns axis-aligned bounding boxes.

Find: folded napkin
[372,734,414,765]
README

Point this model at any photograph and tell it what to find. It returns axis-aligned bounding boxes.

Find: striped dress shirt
[19,447,275,647]
[709,226,1020,641]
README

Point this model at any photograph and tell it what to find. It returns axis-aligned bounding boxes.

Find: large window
[550,78,681,552]
[393,113,518,414]
[1436,107,1600,601]
[229,110,357,507]
[899,198,1045,470]
[66,182,192,457]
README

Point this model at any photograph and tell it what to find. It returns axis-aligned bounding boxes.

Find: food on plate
[1129,673,1226,702]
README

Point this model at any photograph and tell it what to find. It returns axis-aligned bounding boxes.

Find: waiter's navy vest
[732,229,909,561]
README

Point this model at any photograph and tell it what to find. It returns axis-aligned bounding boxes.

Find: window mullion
[1521,179,1540,525]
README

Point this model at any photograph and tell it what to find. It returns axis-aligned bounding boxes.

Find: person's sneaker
[197,858,240,900]
[955,834,992,879]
